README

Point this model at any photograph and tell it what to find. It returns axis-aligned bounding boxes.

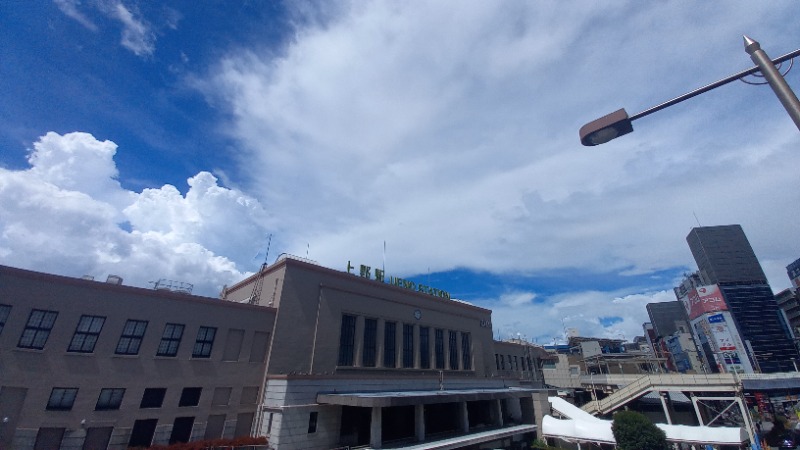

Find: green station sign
[347,261,451,300]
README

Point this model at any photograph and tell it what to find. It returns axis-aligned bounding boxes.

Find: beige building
[221,255,548,450]
[1,256,551,449]
[0,264,275,449]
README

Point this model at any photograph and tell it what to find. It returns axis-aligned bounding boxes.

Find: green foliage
[611,410,669,450]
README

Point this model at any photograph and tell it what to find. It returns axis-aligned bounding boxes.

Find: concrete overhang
[317,387,538,408]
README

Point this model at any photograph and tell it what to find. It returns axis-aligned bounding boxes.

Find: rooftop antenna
[382,241,386,274]
[692,211,702,227]
[249,234,272,305]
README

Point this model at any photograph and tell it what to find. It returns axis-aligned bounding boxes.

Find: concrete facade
[0,264,276,449]
[1,256,549,449]
[221,255,547,449]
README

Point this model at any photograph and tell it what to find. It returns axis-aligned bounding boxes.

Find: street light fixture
[580,36,800,146]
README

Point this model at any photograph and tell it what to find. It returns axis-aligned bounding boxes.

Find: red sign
[681,284,727,320]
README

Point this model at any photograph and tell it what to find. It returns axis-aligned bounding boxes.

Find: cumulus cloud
[0,132,269,296]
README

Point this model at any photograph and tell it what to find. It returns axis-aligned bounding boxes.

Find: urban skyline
[1,2,799,345]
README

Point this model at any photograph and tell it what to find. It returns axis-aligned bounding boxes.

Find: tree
[611,410,670,450]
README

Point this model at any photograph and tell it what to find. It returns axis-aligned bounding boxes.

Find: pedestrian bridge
[580,372,800,415]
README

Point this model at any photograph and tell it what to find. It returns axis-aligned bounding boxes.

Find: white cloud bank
[0,132,269,296]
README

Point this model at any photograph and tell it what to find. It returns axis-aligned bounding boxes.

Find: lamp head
[579,108,634,146]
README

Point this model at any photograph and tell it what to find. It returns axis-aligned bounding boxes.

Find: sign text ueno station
[347,261,450,300]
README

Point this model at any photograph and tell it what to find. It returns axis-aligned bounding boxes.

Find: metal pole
[744,36,800,131]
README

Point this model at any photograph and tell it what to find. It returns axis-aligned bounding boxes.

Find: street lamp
[580,36,800,146]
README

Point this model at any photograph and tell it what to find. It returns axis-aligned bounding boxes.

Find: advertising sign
[681,284,727,320]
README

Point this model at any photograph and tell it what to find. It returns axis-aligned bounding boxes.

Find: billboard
[691,312,752,373]
[680,284,727,320]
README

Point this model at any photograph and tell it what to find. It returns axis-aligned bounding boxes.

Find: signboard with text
[680,284,727,320]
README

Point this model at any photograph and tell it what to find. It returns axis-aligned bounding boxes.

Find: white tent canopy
[543,396,747,446]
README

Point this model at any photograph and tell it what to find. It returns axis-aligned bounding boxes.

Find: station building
[0,256,551,449]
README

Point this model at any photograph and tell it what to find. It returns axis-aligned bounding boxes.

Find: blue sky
[2,1,800,344]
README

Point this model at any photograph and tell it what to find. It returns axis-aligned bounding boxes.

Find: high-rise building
[646,301,690,338]
[788,257,800,289]
[685,225,798,373]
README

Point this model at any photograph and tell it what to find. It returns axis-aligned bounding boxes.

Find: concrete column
[354,316,365,367]
[493,399,504,427]
[371,406,382,449]
[376,319,385,367]
[459,401,469,432]
[533,390,554,441]
[415,404,425,442]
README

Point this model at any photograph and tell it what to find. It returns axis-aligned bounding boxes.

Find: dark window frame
[115,319,148,355]
[402,324,414,368]
[419,327,430,369]
[95,388,125,411]
[362,318,377,367]
[461,332,472,370]
[337,314,356,366]
[448,330,459,370]
[68,315,106,353]
[140,388,167,408]
[384,321,396,368]
[47,387,78,411]
[178,387,202,407]
[157,323,184,357]
[0,304,11,335]
[434,329,444,369]
[18,309,58,350]
[192,326,217,358]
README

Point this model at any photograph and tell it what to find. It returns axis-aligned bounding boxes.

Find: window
[521,356,527,371]
[308,412,318,433]
[500,354,506,370]
[47,388,78,411]
[0,304,10,335]
[140,388,167,408]
[448,331,459,370]
[527,357,533,372]
[18,309,58,349]
[179,387,202,407]
[96,388,125,410]
[461,332,471,370]
[337,314,356,366]
[211,387,232,406]
[402,324,414,368]
[384,321,396,368]
[363,318,377,367]
[68,315,105,353]
[157,323,184,357]
[419,327,430,369]
[192,327,217,358]
[116,320,148,355]
[434,329,444,369]
[495,353,500,370]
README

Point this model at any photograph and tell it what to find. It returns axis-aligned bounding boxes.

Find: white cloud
[104,2,156,56]
[54,0,98,31]
[0,132,269,296]
[198,1,800,288]
[481,289,676,344]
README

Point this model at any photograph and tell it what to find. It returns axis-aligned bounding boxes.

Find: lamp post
[580,36,800,146]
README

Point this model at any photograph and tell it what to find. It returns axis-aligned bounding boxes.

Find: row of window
[494,353,534,372]
[1,305,217,358]
[46,386,203,412]
[338,314,472,371]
